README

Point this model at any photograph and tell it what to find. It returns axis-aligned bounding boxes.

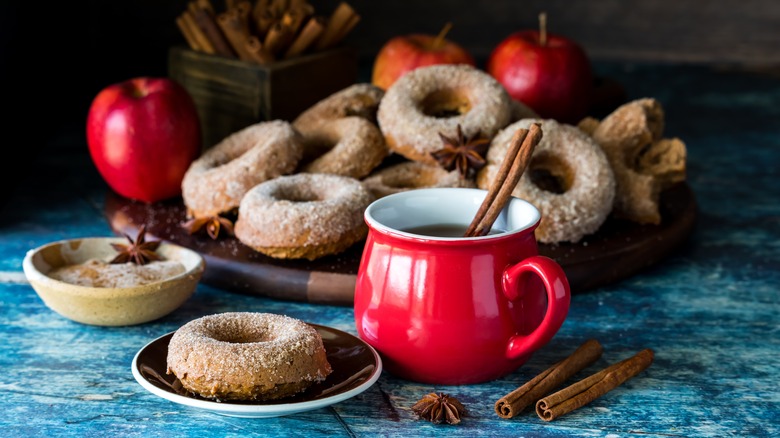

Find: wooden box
[168,46,358,148]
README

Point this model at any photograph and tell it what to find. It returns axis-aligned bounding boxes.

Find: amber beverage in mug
[354,188,570,384]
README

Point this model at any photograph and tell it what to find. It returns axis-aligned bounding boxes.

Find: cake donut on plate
[477,119,616,244]
[166,312,332,401]
[377,64,512,165]
[181,120,303,218]
[234,173,374,260]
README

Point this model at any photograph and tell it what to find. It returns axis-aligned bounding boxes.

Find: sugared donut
[292,83,384,128]
[362,161,475,199]
[166,312,332,401]
[477,119,615,243]
[181,120,303,218]
[583,98,686,225]
[377,64,512,165]
[296,117,389,179]
[234,173,374,260]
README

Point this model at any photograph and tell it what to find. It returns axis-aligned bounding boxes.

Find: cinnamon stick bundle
[536,348,655,421]
[495,339,603,419]
[177,0,357,62]
[464,123,542,237]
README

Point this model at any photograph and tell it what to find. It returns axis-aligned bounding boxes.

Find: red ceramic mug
[354,188,570,384]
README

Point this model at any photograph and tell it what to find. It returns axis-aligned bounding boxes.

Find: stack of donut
[180,64,687,258]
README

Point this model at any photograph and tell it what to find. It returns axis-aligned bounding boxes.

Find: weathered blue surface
[1,64,778,437]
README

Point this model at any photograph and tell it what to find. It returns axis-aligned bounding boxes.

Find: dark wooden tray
[104,183,696,306]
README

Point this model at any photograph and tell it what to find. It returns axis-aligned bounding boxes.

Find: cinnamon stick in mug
[536,348,654,421]
[495,339,603,419]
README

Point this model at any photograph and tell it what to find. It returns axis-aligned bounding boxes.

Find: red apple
[488,15,593,124]
[87,77,201,203]
[372,23,475,90]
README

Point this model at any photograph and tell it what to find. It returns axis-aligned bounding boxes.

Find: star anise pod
[181,215,234,240]
[411,392,466,425]
[109,224,162,266]
[431,124,489,180]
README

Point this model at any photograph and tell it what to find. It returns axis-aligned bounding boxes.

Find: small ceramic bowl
[23,237,205,326]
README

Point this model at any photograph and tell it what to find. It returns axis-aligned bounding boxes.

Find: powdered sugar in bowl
[23,236,205,326]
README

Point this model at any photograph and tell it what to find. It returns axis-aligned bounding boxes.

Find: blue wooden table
[1,63,778,437]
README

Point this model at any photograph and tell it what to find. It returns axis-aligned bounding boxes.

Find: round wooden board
[104,183,696,306]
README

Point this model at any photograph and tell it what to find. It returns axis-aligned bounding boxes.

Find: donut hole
[211,330,272,344]
[420,88,472,118]
[528,155,573,194]
[301,137,337,163]
[273,185,323,203]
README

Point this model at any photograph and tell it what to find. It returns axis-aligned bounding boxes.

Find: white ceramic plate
[131,324,382,418]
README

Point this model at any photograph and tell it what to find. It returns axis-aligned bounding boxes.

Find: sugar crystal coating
[167,312,332,401]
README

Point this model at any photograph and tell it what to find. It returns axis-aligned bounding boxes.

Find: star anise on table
[431,124,490,180]
[181,215,234,240]
[109,224,162,266]
[411,392,466,425]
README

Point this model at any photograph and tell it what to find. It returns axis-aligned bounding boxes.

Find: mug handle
[502,255,571,360]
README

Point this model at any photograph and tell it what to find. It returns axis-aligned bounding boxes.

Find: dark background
[2,0,778,206]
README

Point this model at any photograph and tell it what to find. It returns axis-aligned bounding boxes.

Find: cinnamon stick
[282,9,305,36]
[196,0,214,15]
[263,22,295,56]
[495,339,603,419]
[327,12,360,47]
[217,10,253,61]
[269,0,289,16]
[536,349,654,421]
[245,35,274,64]
[465,127,528,237]
[176,15,202,51]
[190,3,236,57]
[466,123,543,237]
[283,16,325,59]
[252,0,270,22]
[314,1,355,50]
[235,1,252,35]
[182,10,215,54]
[256,12,275,37]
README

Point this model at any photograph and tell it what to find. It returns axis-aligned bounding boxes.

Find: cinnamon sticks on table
[495,339,603,419]
[495,340,654,421]
[536,348,654,421]
[175,0,360,65]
